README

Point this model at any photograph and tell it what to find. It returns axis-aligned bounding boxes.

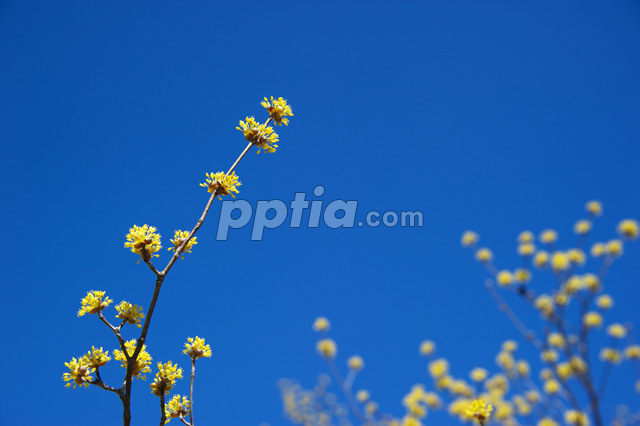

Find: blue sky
[1,1,639,425]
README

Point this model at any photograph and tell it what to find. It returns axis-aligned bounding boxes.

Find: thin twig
[190,357,196,426]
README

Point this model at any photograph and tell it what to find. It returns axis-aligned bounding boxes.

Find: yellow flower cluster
[113,339,152,380]
[78,290,112,317]
[124,224,162,262]
[261,96,294,126]
[183,336,212,359]
[168,229,197,259]
[316,338,337,359]
[165,395,190,423]
[237,116,279,154]
[312,317,330,332]
[63,356,95,389]
[85,346,111,368]
[200,171,241,198]
[465,399,493,423]
[115,301,144,327]
[347,355,364,371]
[150,361,183,396]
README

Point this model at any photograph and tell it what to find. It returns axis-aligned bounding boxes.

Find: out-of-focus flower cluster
[281,202,638,426]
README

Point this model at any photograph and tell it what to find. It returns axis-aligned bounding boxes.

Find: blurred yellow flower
[539,229,558,244]
[316,339,337,359]
[496,270,513,287]
[533,251,549,268]
[419,340,435,356]
[475,248,493,263]
[617,219,639,239]
[428,358,449,378]
[518,231,534,244]
[574,219,592,235]
[582,311,603,329]
[461,231,479,247]
[586,200,602,216]
[469,367,488,382]
[607,323,627,339]
[595,294,613,309]
[347,355,364,371]
[313,317,330,332]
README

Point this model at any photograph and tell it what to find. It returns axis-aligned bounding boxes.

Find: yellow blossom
[475,248,493,263]
[113,339,152,379]
[583,311,603,329]
[124,224,162,262]
[183,336,212,359]
[312,317,330,332]
[496,270,513,287]
[465,399,493,423]
[590,242,606,257]
[165,395,190,422]
[356,389,370,402]
[462,231,479,247]
[502,340,518,352]
[316,338,337,359]
[470,367,488,382]
[168,230,197,259]
[78,290,113,317]
[541,350,559,363]
[600,348,622,364]
[150,361,183,396]
[236,116,279,153]
[539,229,558,244]
[565,275,583,294]
[526,390,540,403]
[569,356,587,374]
[595,294,613,310]
[538,417,559,426]
[606,239,624,257]
[624,345,640,359]
[63,356,94,388]
[550,252,570,272]
[547,333,566,349]
[347,355,364,371]
[516,360,529,377]
[115,301,144,328]
[582,273,600,292]
[496,351,515,370]
[513,268,531,284]
[556,363,573,380]
[261,96,293,126]
[540,368,553,380]
[518,231,534,244]
[423,392,441,409]
[533,250,549,268]
[574,220,592,235]
[419,340,435,356]
[534,295,555,318]
[565,410,590,426]
[428,358,449,378]
[543,379,560,394]
[568,249,586,265]
[586,200,603,216]
[518,243,536,256]
[401,415,421,426]
[200,171,241,198]
[618,219,639,240]
[607,323,627,339]
[85,346,111,368]
[365,401,378,415]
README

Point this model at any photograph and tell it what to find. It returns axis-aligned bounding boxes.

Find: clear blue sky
[1,1,639,425]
